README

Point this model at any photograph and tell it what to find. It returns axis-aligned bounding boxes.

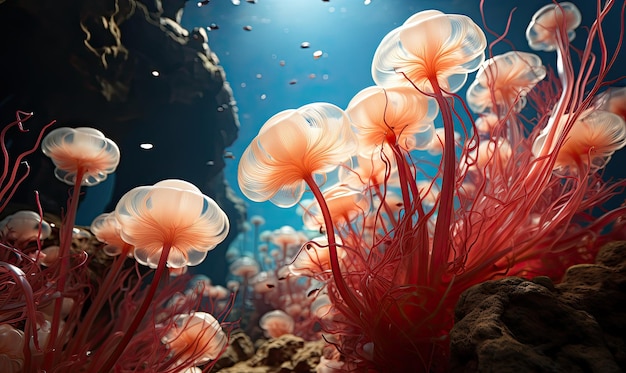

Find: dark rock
[0,0,244,280]
[450,241,626,372]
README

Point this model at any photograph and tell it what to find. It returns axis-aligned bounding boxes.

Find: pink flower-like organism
[161,312,227,366]
[533,109,626,174]
[526,1,581,52]
[302,185,370,232]
[41,127,120,186]
[288,235,345,277]
[114,179,229,269]
[0,210,51,249]
[238,102,357,208]
[346,85,437,154]
[259,309,295,338]
[90,212,133,257]
[372,9,487,93]
[0,323,25,373]
[466,51,547,114]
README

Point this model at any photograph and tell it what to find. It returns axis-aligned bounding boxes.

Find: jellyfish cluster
[238,1,626,372]
[0,118,232,371]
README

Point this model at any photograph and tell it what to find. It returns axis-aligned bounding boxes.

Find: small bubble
[260,94,267,100]
[300,41,310,48]
[313,50,323,59]
[322,74,329,80]
[364,0,371,4]
[243,25,253,31]
[231,0,240,4]
[151,70,160,77]
[256,73,263,79]
[279,60,286,66]
[217,106,224,112]
[308,73,316,79]
[208,23,219,30]
[328,6,335,13]
[240,82,247,88]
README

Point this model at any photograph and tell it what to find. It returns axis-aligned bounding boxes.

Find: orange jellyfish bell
[372,9,487,93]
[114,179,229,269]
[526,1,581,52]
[161,312,227,366]
[41,127,120,186]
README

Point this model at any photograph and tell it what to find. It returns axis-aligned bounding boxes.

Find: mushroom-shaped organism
[594,86,626,121]
[466,51,546,114]
[259,310,295,338]
[302,185,370,232]
[115,179,229,269]
[0,210,51,248]
[338,154,399,191]
[289,235,345,277]
[90,212,133,257]
[372,9,487,93]
[346,85,437,153]
[526,2,581,52]
[238,102,357,208]
[424,127,461,156]
[0,323,25,373]
[229,256,260,279]
[161,312,228,366]
[41,127,120,186]
[547,110,626,174]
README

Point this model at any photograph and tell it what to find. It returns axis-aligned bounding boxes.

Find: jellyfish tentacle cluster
[238,1,626,371]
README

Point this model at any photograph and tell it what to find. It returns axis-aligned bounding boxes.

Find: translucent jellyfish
[259,310,295,338]
[0,210,51,248]
[161,312,227,366]
[346,85,438,153]
[114,179,229,269]
[302,185,370,231]
[372,10,487,93]
[594,86,626,121]
[229,256,260,279]
[0,323,25,373]
[288,235,345,277]
[466,51,546,114]
[542,110,626,173]
[41,127,120,186]
[90,212,133,256]
[526,2,581,52]
[238,103,357,207]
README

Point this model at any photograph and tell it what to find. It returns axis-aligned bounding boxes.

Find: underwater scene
[1,0,625,372]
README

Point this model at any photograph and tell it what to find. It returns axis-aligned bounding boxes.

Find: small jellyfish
[313,50,323,59]
[300,41,311,48]
[243,25,253,31]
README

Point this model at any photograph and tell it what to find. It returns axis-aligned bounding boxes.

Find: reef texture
[214,333,325,373]
[0,0,244,279]
[450,241,626,372]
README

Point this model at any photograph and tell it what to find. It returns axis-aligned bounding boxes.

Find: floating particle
[289,79,297,85]
[240,82,247,88]
[256,73,263,79]
[246,0,257,3]
[364,0,371,4]
[308,73,316,79]
[322,74,329,80]
[260,94,267,100]
[224,151,236,159]
[208,23,219,31]
[313,50,323,59]
[243,25,253,31]
[206,160,215,166]
[197,0,210,7]
[217,106,224,112]
[300,41,310,49]
[279,60,286,66]
[139,143,154,150]
[322,0,329,2]
[231,0,241,4]
[150,70,160,77]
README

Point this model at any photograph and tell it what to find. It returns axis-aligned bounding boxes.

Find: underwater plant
[0,116,233,372]
[238,1,626,372]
